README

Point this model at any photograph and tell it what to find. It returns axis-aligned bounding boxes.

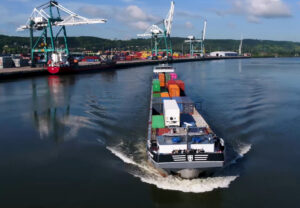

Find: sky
[1,0,300,41]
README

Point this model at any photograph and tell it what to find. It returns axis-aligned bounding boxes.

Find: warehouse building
[209,51,238,57]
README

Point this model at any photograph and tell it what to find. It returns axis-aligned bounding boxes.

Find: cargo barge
[148,64,225,179]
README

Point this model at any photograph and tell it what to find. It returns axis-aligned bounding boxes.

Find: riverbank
[0,56,249,80]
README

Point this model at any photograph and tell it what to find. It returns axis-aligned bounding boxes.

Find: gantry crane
[185,19,207,57]
[17,1,107,67]
[138,1,175,60]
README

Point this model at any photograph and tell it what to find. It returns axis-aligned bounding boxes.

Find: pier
[0,56,249,80]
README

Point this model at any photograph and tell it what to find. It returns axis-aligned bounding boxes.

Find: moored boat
[47,52,116,74]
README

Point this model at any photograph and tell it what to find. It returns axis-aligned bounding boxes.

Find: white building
[209,51,238,57]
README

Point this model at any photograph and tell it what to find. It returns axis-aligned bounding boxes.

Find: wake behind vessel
[147,64,225,179]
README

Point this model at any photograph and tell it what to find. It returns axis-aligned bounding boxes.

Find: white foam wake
[107,146,239,193]
[225,143,252,167]
[137,174,238,193]
[237,143,252,157]
[107,146,138,166]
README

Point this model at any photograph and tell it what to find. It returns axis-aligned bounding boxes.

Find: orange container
[168,84,180,97]
[161,92,170,97]
[159,73,165,81]
[159,73,165,87]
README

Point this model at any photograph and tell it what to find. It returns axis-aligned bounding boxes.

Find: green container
[153,93,161,98]
[152,79,161,92]
[165,73,171,83]
[152,115,165,129]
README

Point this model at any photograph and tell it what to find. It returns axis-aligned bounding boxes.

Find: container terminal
[0,1,249,79]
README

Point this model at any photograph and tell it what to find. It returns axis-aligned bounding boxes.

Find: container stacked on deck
[152,71,196,132]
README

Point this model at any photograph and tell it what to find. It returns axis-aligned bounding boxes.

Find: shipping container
[159,73,165,87]
[166,80,176,88]
[181,96,195,114]
[175,80,185,91]
[157,128,170,136]
[172,97,183,112]
[165,73,171,83]
[153,93,161,98]
[161,92,170,97]
[152,97,170,114]
[163,100,180,127]
[152,115,165,129]
[159,73,165,81]
[152,79,161,92]
[170,72,177,80]
[168,84,180,97]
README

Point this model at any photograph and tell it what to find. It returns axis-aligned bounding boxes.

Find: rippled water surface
[0,58,299,208]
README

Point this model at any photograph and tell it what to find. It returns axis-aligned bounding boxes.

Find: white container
[163,100,180,127]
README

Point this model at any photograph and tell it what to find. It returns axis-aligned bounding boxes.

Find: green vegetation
[1,34,300,57]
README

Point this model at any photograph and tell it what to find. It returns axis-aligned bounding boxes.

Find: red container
[125,56,133,61]
[175,80,185,91]
[166,80,176,88]
[157,128,170,136]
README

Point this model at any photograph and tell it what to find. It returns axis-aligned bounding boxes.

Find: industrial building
[209,51,238,57]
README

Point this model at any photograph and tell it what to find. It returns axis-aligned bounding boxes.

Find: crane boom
[202,20,207,41]
[164,1,175,36]
[17,1,106,31]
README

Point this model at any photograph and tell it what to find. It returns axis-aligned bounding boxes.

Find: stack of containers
[181,97,194,114]
[159,73,165,87]
[172,96,194,114]
[168,84,180,97]
[152,97,171,114]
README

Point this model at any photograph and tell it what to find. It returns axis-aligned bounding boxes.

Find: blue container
[192,137,202,143]
[172,97,183,112]
[172,137,181,143]
[153,74,159,79]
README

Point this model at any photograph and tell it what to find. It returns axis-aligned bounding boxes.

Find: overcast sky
[1,0,300,41]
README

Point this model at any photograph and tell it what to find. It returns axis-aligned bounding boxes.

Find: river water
[0,58,299,208]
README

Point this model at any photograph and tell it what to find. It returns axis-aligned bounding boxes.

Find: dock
[0,56,249,80]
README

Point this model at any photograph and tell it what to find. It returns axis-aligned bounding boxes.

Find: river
[0,58,299,208]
